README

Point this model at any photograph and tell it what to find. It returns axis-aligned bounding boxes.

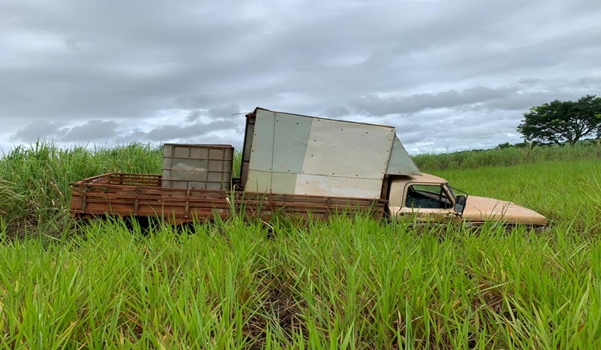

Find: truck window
[405,185,453,209]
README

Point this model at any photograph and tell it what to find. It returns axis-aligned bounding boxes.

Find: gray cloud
[347,86,513,116]
[140,118,242,142]
[323,105,351,117]
[1,0,600,154]
[176,95,219,109]
[208,104,240,118]
[575,77,601,88]
[185,110,202,122]
[59,120,119,142]
[11,121,67,142]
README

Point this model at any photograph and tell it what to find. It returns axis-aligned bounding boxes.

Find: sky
[1,0,600,155]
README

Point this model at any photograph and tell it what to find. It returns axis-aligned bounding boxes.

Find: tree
[517,95,601,147]
[496,142,511,149]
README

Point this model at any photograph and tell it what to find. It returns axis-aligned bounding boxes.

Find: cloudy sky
[2,0,600,154]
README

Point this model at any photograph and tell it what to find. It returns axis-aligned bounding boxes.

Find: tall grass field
[1,142,600,349]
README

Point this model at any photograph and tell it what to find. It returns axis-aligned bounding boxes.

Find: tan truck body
[387,173,547,226]
[70,108,548,227]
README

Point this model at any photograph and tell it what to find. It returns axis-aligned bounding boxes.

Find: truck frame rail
[70,173,386,224]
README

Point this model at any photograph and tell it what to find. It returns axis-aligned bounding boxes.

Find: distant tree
[517,95,601,147]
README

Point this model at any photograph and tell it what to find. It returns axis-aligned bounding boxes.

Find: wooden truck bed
[70,173,386,224]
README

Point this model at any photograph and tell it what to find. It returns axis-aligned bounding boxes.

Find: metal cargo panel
[246,170,299,194]
[162,144,233,190]
[386,136,421,175]
[301,117,395,178]
[247,110,276,173]
[295,174,384,198]
[245,170,274,193]
[272,113,313,173]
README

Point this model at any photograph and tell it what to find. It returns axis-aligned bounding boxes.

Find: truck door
[399,184,456,223]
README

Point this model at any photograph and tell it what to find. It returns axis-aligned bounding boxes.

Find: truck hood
[462,195,548,226]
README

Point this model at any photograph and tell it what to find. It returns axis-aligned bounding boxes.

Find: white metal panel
[245,170,298,194]
[294,174,383,199]
[245,169,273,193]
[272,112,312,173]
[301,118,395,179]
[248,110,276,172]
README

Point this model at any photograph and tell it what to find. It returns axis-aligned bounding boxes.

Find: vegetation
[516,95,601,147]
[3,217,601,349]
[412,142,601,172]
[1,141,601,348]
[0,142,162,237]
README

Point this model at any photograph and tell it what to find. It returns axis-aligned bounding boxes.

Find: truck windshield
[448,187,456,198]
[405,184,453,209]
[448,186,468,200]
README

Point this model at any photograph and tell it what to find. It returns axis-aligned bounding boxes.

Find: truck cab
[387,173,548,226]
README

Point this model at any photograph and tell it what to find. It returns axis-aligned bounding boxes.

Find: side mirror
[454,195,467,215]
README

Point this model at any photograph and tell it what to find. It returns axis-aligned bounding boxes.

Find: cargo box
[240,108,420,199]
[162,144,233,190]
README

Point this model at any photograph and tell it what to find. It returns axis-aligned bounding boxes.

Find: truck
[70,107,548,227]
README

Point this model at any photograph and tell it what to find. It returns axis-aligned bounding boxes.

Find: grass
[413,144,601,171]
[0,141,245,237]
[435,159,601,231]
[1,142,601,348]
[1,219,600,348]
[0,141,162,236]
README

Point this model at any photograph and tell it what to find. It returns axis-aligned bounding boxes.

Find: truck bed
[70,173,386,224]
